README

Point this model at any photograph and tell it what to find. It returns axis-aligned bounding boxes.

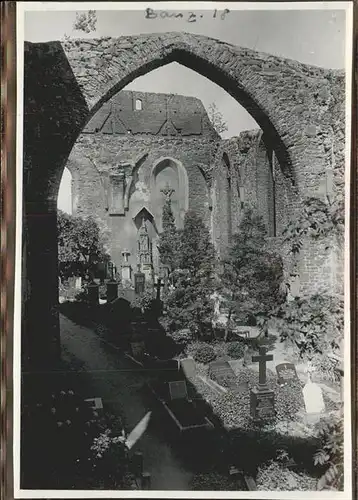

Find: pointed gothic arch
[23,31,344,368]
[150,157,189,231]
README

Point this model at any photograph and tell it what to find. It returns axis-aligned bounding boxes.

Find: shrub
[170,329,194,349]
[193,344,217,364]
[256,460,317,491]
[227,341,245,360]
[314,416,344,490]
[190,471,243,491]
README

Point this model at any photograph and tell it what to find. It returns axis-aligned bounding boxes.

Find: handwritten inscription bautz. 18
[145,8,230,23]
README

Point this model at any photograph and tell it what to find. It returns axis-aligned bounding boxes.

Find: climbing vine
[272,292,344,379]
[282,196,344,255]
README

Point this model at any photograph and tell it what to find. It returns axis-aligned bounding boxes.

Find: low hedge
[193,345,217,364]
[190,471,245,491]
[256,461,317,491]
[226,341,246,360]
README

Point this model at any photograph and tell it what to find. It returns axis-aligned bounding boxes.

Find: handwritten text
[145,8,230,23]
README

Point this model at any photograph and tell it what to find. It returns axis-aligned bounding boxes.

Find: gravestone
[107,281,118,302]
[84,397,104,416]
[75,276,82,290]
[209,360,234,381]
[250,347,275,421]
[87,283,99,305]
[250,389,275,420]
[180,357,196,379]
[209,360,243,395]
[168,380,188,401]
[276,362,299,386]
[243,345,251,367]
[134,271,145,295]
[303,374,325,416]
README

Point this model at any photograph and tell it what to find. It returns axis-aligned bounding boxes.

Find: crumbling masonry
[22,32,345,369]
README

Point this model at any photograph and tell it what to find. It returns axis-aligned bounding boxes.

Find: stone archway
[23,32,344,369]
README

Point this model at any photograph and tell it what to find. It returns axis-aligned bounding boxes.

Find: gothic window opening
[223,153,233,243]
[57,166,73,215]
[150,157,189,232]
[268,151,277,237]
[135,99,143,111]
[133,207,155,231]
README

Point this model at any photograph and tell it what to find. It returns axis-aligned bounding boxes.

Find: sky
[23,5,347,213]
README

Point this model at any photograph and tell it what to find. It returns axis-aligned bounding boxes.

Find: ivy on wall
[282,196,344,255]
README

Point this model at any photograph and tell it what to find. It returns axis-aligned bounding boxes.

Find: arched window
[135,99,142,111]
[150,157,189,231]
[57,166,73,215]
[256,136,277,238]
[223,153,232,244]
[268,151,277,237]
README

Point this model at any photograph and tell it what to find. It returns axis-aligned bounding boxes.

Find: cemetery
[53,202,344,491]
[21,16,347,493]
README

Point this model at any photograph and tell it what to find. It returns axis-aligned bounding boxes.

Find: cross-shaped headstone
[154,278,165,301]
[252,347,273,389]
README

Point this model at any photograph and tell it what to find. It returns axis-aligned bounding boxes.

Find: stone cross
[252,347,273,389]
[160,182,175,201]
[122,249,130,264]
[154,278,165,301]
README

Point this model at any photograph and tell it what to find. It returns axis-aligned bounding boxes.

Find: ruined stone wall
[210,127,344,296]
[22,33,346,369]
[68,91,218,273]
[211,129,298,248]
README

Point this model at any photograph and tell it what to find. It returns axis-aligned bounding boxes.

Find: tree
[221,208,285,339]
[57,210,109,280]
[164,212,217,336]
[73,10,97,34]
[63,10,97,40]
[208,102,228,136]
[157,197,180,273]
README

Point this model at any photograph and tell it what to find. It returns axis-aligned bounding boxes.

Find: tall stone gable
[67,90,219,275]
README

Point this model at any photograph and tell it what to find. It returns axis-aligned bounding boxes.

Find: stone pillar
[23,205,61,371]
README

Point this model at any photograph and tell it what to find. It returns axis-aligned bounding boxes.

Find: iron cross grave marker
[252,346,273,390]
